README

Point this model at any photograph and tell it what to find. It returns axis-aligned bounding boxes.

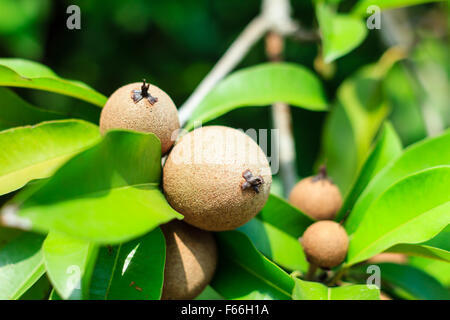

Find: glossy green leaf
[4,130,182,243]
[316,3,368,62]
[409,256,450,287]
[352,0,444,17]
[347,166,450,266]
[346,130,450,233]
[0,120,101,196]
[238,194,313,272]
[365,263,449,300]
[321,54,399,195]
[0,87,65,130]
[0,232,45,299]
[211,231,294,300]
[89,228,165,300]
[292,278,380,300]
[0,58,106,106]
[43,232,98,299]
[387,243,450,262]
[338,122,402,219]
[186,63,327,130]
[387,226,450,262]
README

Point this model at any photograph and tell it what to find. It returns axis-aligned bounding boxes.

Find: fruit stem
[306,263,318,281]
[327,267,347,286]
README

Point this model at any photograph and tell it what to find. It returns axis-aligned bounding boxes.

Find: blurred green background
[0,0,448,178]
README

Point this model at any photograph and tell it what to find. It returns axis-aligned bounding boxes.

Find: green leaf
[211,231,294,300]
[316,2,368,62]
[338,122,402,219]
[0,119,101,196]
[89,228,166,300]
[352,0,444,17]
[5,130,182,243]
[238,194,313,272]
[387,243,450,262]
[292,278,380,300]
[186,63,327,130]
[195,286,224,300]
[386,226,450,262]
[347,166,450,266]
[409,256,450,287]
[357,263,449,300]
[0,58,106,106]
[43,232,98,299]
[321,54,400,195]
[346,129,450,233]
[384,64,427,146]
[0,232,45,299]
[0,87,65,130]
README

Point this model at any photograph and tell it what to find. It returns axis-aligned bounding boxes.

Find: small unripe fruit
[99,81,180,154]
[301,220,349,269]
[163,126,272,231]
[289,166,342,220]
[161,220,217,300]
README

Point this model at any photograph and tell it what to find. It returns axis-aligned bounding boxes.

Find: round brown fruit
[99,81,180,154]
[301,220,349,269]
[163,125,272,231]
[289,166,342,220]
[160,220,217,300]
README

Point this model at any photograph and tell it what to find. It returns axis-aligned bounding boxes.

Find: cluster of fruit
[99,80,350,298]
[289,166,349,270]
[99,81,272,299]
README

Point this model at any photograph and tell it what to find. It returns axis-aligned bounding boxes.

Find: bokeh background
[0,0,448,178]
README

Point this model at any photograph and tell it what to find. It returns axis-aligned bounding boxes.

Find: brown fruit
[160,220,217,300]
[99,81,180,154]
[163,125,272,231]
[301,220,349,269]
[289,166,342,220]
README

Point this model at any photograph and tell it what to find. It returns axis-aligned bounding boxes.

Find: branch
[178,0,299,126]
[265,31,298,195]
[178,16,269,126]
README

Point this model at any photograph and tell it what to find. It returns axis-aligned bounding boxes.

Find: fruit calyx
[241,169,264,193]
[132,79,158,105]
[312,164,329,182]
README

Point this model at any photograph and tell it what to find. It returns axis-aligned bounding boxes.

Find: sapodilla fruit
[289,166,342,220]
[160,220,217,300]
[163,126,272,231]
[99,80,180,154]
[301,220,349,269]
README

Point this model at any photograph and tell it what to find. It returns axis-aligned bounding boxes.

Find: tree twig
[178,16,269,126]
[178,0,299,126]
[265,31,298,195]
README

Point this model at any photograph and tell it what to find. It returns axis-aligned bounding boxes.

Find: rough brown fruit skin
[163,126,272,231]
[99,82,180,154]
[289,176,342,220]
[160,220,217,300]
[301,220,349,269]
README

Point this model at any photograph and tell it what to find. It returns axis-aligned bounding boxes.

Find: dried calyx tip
[312,164,328,182]
[241,169,264,193]
[132,79,158,105]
